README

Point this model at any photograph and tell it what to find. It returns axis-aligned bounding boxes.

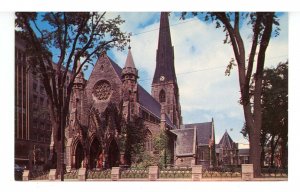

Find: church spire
[151,12,182,129]
[121,46,138,80]
[152,12,176,84]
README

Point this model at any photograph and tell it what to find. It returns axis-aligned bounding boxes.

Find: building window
[200,151,204,160]
[33,83,37,92]
[92,80,112,101]
[150,115,155,122]
[145,129,153,152]
[33,94,38,103]
[40,97,44,106]
[33,120,37,129]
[159,90,166,103]
[40,85,44,93]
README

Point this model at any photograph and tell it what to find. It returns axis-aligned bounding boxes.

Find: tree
[245,62,288,167]
[153,131,172,168]
[15,12,128,180]
[182,12,280,177]
[122,116,147,166]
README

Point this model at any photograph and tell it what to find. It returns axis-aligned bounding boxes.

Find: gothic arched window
[145,129,153,152]
[159,90,166,103]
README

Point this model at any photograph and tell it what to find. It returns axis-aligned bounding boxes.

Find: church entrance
[74,142,84,169]
[107,139,119,168]
[89,138,102,169]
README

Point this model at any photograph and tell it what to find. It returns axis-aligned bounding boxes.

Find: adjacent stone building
[171,120,216,168]
[216,130,239,166]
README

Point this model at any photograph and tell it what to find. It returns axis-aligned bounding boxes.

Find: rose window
[92,80,112,101]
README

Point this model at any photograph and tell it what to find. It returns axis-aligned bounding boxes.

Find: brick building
[15,35,52,170]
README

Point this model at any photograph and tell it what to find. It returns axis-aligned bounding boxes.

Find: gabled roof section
[218,130,235,149]
[170,128,195,156]
[183,122,213,146]
[109,57,122,79]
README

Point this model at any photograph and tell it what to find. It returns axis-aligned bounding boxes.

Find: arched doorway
[74,142,84,169]
[107,139,119,168]
[89,138,102,169]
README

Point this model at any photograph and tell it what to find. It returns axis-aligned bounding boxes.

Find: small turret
[121,46,138,82]
[121,46,139,121]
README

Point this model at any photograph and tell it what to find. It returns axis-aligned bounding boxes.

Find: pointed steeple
[124,46,136,69]
[152,12,176,84]
[121,46,138,80]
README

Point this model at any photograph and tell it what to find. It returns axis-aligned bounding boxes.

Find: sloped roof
[109,57,122,79]
[108,56,173,128]
[218,131,235,149]
[184,122,213,146]
[238,148,249,156]
[170,128,195,156]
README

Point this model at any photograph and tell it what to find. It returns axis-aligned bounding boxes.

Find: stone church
[50,12,216,171]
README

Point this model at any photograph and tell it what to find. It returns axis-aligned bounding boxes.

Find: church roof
[184,122,213,146]
[109,56,173,128]
[170,128,195,156]
[171,121,214,156]
[218,130,235,149]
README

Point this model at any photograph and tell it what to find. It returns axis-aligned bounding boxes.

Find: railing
[261,167,288,178]
[30,170,50,180]
[64,169,79,179]
[159,167,192,179]
[202,167,242,178]
[87,169,111,179]
[120,167,148,179]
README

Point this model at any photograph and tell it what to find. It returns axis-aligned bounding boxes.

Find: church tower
[121,46,139,122]
[151,12,182,129]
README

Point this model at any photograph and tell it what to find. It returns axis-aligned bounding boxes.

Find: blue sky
[93,12,288,145]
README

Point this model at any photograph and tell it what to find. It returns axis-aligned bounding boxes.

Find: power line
[138,65,225,82]
[137,54,288,83]
[131,18,199,37]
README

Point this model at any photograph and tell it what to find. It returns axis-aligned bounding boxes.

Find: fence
[120,167,148,179]
[64,169,79,180]
[202,167,242,179]
[159,167,192,179]
[87,169,111,179]
[261,167,288,178]
[22,164,288,181]
[30,170,50,180]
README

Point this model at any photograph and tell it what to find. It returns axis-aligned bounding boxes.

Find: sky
[81,12,288,145]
